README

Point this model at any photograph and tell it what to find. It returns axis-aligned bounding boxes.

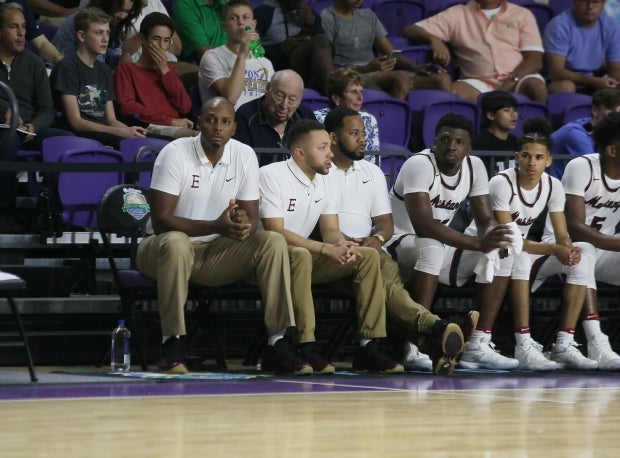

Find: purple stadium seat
[41,136,104,163]
[57,148,125,230]
[119,137,170,163]
[549,0,573,17]
[547,92,592,130]
[511,93,550,137]
[372,0,426,37]
[401,45,432,65]
[511,0,554,35]
[134,144,166,188]
[362,88,412,148]
[302,87,330,112]
[408,89,478,149]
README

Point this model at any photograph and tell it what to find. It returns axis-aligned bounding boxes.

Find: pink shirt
[416,1,543,83]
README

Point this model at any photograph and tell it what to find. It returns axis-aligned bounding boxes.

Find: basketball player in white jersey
[538,111,620,370]
[441,118,593,370]
[386,113,512,365]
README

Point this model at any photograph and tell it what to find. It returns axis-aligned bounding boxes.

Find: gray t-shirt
[320,7,387,68]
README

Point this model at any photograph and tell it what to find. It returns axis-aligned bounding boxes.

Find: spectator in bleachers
[473,90,519,152]
[324,107,479,374]
[0,2,73,233]
[233,69,316,152]
[544,0,620,95]
[137,97,306,375]
[259,118,405,374]
[173,0,227,62]
[126,0,200,90]
[403,0,548,103]
[198,0,274,110]
[442,118,592,370]
[550,87,620,177]
[313,68,379,163]
[114,12,197,139]
[10,0,64,64]
[50,6,146,149]
[52,0,143,69]
[255,0,333,94]
[385,113,513,312]
[545,111,620,370]
[320,0,451,100]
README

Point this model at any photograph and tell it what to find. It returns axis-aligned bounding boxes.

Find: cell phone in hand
[389,50,402,59]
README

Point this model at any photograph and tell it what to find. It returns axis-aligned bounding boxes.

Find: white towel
[474,221,523,284]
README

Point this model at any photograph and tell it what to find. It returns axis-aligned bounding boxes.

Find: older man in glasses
[233,69,316,158]
[544,0,620,94]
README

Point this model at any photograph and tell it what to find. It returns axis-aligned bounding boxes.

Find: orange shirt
[417,1,543,83]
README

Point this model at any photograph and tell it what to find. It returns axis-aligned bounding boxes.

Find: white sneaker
[514,340,558,371]
[588,334,620,371]
[403,342,433,371]
[550,341,599,370]
[458,334,519,370]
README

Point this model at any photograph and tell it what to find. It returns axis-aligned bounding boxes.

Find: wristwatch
[508,72,520,83]
[371,233,386,245]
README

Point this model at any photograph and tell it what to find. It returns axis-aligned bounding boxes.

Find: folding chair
[0,273,36,382]
[98,184,228,370]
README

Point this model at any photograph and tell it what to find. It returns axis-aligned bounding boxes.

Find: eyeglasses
[270,90,300,107]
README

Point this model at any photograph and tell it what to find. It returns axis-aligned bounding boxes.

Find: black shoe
[448,310,479,342]
[261,339,313,375]
[352,340,404,374]
[299,343,335,375]
[158,336,188,374]
[429,321,464,375]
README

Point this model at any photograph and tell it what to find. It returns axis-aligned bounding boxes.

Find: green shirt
[173,0,228,61]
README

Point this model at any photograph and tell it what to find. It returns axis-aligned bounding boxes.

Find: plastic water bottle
[110,319,131,372]
[245,25,265,58]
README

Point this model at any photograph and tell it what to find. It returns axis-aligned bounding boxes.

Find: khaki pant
[136,231,295,337]
[381,255,439,343]
[288,246,387,343]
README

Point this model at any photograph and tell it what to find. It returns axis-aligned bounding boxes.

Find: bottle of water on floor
[110,319,131,373]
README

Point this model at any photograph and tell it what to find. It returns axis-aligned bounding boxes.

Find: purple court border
[2,371,620,401]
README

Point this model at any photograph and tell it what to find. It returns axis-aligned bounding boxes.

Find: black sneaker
[158,336,188,374]
[428,321,464,375]
[448,310,479,342]
[352,340,404,374]
[299,343,335,375]
[261,339,313,375]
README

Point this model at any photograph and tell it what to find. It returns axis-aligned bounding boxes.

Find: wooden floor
[1,368,620,457]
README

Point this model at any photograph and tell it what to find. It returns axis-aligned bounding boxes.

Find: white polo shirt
[389,149,489,236]
[259,158,338,238]
[326,159,391,238]
[147,134,260,242]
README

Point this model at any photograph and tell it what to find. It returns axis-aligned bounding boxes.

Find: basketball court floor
[1,366,619,457]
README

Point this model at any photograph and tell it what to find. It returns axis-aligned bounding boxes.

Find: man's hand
[120,125,147,138]
[147,42,169,75]
[365,56,397,73]
[354,236,386,268]
[592,76,618,89]
[216,199,252,240]
[322,240,362,265]
[429,37,451,67]
[479,225,514,253]
[552,245,582,266]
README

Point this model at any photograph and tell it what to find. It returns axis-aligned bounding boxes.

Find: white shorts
[459,73,546,94]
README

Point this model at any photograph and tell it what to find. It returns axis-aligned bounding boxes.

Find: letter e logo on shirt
[191,175,200,188]
[287,198,296,212]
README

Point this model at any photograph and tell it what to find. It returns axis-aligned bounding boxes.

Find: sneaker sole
[314,364,336,375]
[261,362,314,376]
[464,311,479,342]
[434,324,464,376]
[158,363,188,375]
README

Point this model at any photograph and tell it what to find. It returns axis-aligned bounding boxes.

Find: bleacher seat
[547,92,592,130]
[362,88,412,149]
[511,93,550,137]
[372,0,426,37]
[511,0,554,35]
[425,0,466,16]
[549,0,573,17]
[302,87,330,112]
[409,89,478,149]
